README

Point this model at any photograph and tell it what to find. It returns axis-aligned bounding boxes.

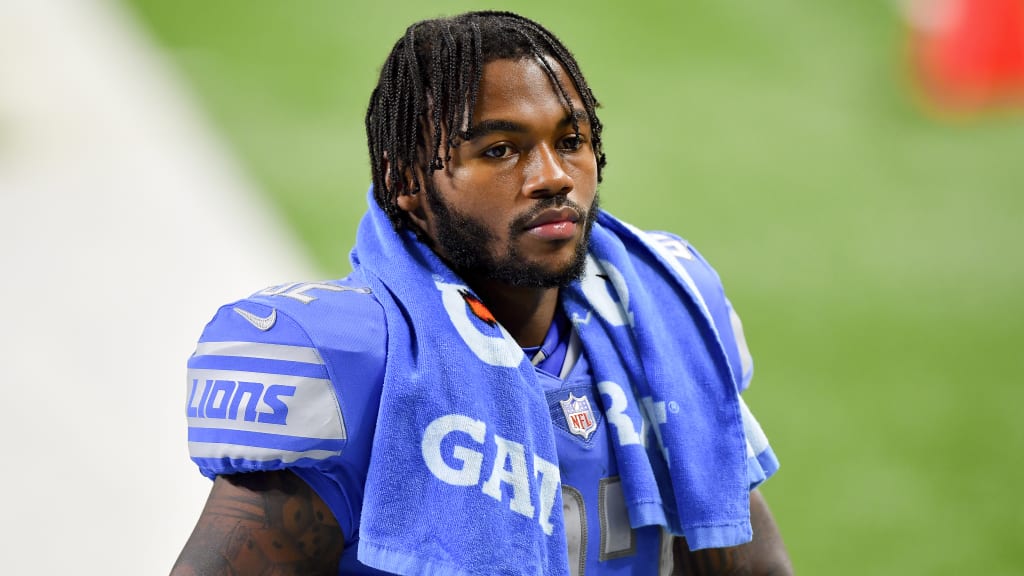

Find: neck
[466,277,560,347]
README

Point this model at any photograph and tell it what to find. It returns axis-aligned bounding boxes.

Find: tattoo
[171,471,344,576]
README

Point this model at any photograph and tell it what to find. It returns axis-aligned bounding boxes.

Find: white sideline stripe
[0,1,317,573]
[189,442,339,463]
[195,341,324,364]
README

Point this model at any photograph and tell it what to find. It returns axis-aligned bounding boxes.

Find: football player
[173,11,792,575]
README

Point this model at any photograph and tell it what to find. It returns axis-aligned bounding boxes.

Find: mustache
[510,194,597,232]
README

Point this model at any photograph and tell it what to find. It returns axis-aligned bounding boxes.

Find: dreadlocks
[365,11,607,231]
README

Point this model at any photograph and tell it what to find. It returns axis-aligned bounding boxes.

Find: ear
[383,158,420,208]
[392,161,431,233]
[396,187,422,213]
[396,182,429,232]
[383,150,432,231]
[382,155,412,195]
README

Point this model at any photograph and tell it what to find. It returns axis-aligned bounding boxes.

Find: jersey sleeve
[185,278,386,481]
[185,277,387,545]
[643,230,754,391]
[186,302,346,478]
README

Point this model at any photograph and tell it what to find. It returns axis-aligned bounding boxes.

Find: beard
[423,183,599,288]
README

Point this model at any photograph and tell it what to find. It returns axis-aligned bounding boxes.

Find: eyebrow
[461,109,589,142]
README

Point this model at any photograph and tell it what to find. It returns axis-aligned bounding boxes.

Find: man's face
[403,57,600,288]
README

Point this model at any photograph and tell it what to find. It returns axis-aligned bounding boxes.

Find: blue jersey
[186,241,773,575]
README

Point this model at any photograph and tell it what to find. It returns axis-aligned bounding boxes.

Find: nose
[523,144,574,198]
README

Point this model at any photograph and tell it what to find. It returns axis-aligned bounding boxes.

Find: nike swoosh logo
[233,307,277,331]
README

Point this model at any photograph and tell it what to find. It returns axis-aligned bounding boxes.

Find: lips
[522,207,581,241]
[523,207,580,230]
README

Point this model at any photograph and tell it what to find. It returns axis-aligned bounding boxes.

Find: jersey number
[561,477,636,576]
[562,484,674,575]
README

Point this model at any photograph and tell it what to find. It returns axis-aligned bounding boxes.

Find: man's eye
[482,144,512,159]
[560,134,585,151]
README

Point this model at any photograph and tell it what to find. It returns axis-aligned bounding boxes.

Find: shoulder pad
[642,231,753,391]
[186,273,386,477]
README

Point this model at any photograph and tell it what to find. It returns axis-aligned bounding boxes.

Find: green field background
[123,1,1024,573]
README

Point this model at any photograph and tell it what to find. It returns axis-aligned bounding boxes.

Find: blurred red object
[907,0,1024,110]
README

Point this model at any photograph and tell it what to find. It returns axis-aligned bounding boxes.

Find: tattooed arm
[170,470,344,576]
[673,489,793,575]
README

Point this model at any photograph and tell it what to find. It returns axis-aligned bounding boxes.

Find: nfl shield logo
[560,393,597,441]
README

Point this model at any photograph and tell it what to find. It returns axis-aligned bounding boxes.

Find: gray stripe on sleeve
[194,341,324,364]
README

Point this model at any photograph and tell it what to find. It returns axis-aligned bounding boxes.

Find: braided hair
[365,10,606,231]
